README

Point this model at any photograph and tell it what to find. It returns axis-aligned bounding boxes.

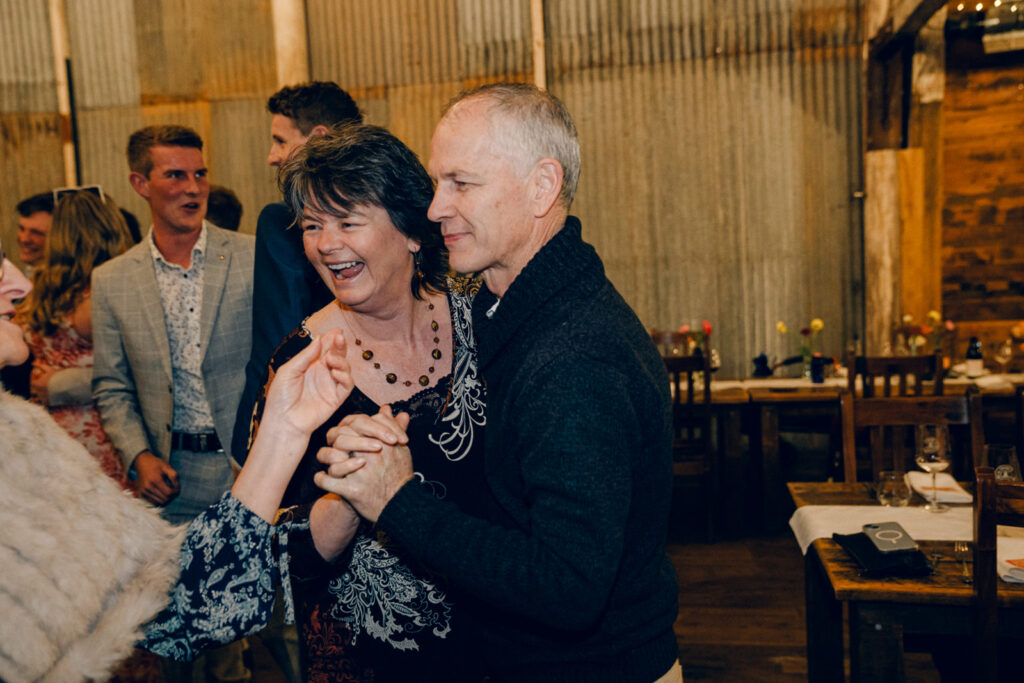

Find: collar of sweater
[472,216,602,369]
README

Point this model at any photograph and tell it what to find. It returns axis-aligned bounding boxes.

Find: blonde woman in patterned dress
[17,189,135,490]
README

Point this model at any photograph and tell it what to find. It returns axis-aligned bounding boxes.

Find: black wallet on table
[832,532,933,578]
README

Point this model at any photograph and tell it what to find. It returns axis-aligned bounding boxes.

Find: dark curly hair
[279,123,447,298]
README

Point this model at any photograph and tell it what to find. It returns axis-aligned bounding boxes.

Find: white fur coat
[0,390,184,682]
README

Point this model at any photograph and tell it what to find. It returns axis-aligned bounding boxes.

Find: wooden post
[48,0,76,186]
[272,0,309,87]
[531,0,545,90]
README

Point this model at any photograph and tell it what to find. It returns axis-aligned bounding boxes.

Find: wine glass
[994,338,1013,374]
[915,424,951,513]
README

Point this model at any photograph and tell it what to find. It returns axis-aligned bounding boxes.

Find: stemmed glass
[994,338,1013,374]
[915,424,951,513]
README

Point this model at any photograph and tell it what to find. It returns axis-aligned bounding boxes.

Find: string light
[976,2,984,10]
[995,0,1002,6]
[957,2,965,9]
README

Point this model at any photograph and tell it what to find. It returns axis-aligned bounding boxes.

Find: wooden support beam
[871,0,947,59]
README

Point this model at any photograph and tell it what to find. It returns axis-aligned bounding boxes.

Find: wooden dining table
[788,481,1024,682]
[706,374,1024,533]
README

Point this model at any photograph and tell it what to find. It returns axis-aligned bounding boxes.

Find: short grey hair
[443,82,581,207]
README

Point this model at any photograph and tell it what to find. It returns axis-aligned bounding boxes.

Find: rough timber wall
[943,38,1024,348]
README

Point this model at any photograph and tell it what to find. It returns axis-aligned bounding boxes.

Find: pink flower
[678,324,691,334]
[702,320,712,336]
[945,319,955,331]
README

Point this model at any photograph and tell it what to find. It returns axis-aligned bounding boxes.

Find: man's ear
[128,172,150,200]
[309,124,331,138]
[530,159,563,218]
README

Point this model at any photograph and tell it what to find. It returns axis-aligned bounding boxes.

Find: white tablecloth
[789,504,1024,583]
[789,504,972,554]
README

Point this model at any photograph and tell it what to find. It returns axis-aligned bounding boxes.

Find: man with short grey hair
[319,83,682,682]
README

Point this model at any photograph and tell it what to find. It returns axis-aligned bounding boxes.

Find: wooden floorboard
[670,532,943,682]
[249,531,946,681]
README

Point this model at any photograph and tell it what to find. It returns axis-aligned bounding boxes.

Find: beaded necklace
[352,302,443,387]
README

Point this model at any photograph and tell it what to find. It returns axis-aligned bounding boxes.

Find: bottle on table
[966,336,984,378]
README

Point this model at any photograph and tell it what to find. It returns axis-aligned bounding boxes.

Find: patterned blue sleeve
[140,493,302,660]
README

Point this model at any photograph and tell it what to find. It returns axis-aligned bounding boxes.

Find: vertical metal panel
[0,0,57,113]
[61,0,282,232]
[0,0,62,269]
[548,0,863,377]
[308,0,534,173]
[75,106,145,217]
[65,0,140,108]
[208,96,279,235]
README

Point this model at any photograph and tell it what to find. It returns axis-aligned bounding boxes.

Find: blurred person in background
[207,185,243,232]
[17,188,135,490]
[15,191,53,277]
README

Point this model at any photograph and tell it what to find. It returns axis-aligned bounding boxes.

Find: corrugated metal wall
[0,0,64,256]
[1,0,280,252]
[0,0,863,377]
[550,0,865,376]
[309,0,864,376]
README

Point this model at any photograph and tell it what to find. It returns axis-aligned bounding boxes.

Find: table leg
[805,546,844,682]
[717,406,744,537]
[759,404,781,528]
[849,602,905,683]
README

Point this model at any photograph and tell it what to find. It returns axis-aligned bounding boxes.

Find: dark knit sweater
[378,217,679,682]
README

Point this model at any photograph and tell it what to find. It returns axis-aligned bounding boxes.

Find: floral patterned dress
[141,280,489,683]
[26,323,130,491]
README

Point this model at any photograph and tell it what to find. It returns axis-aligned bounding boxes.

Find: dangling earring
[413,251,424,283]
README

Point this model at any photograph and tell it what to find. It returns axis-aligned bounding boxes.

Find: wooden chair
[973,465,1024,682]
[1017,385,1024,461]
[662,353,715,540]
[838,387,984,483]
[846,351,944,397]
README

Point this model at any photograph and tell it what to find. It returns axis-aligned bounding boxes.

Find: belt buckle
[198,433,210,451]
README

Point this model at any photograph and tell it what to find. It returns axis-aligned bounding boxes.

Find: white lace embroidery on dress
[328,533,452,650]
[429,291,485,461]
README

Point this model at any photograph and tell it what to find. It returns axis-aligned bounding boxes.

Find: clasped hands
[314,405,416,523]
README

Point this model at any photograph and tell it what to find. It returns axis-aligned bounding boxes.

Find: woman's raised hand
[262,328,353,438]
[232,329,353,521]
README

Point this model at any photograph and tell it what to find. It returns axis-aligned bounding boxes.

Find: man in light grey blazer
[92,124,254,681]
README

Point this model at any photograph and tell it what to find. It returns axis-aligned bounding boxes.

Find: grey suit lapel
[133,244,174,381]
[200,228,230,363]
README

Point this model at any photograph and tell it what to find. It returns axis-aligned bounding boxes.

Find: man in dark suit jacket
[231,82,362,462]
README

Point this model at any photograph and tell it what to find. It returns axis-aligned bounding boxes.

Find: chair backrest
[846,352,944,397]
[973,466,1024,682]
[662,354,712,454]
[1017,385,1024,461]
[839,387,984,482]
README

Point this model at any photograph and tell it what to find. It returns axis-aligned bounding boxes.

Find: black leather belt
[171,431,221,452]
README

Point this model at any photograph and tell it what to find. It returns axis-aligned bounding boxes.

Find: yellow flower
[902,314,913,324]
[810,318,824,332]
[927,310,941,323]
[914,335,928,348]
[776,321,788,334]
